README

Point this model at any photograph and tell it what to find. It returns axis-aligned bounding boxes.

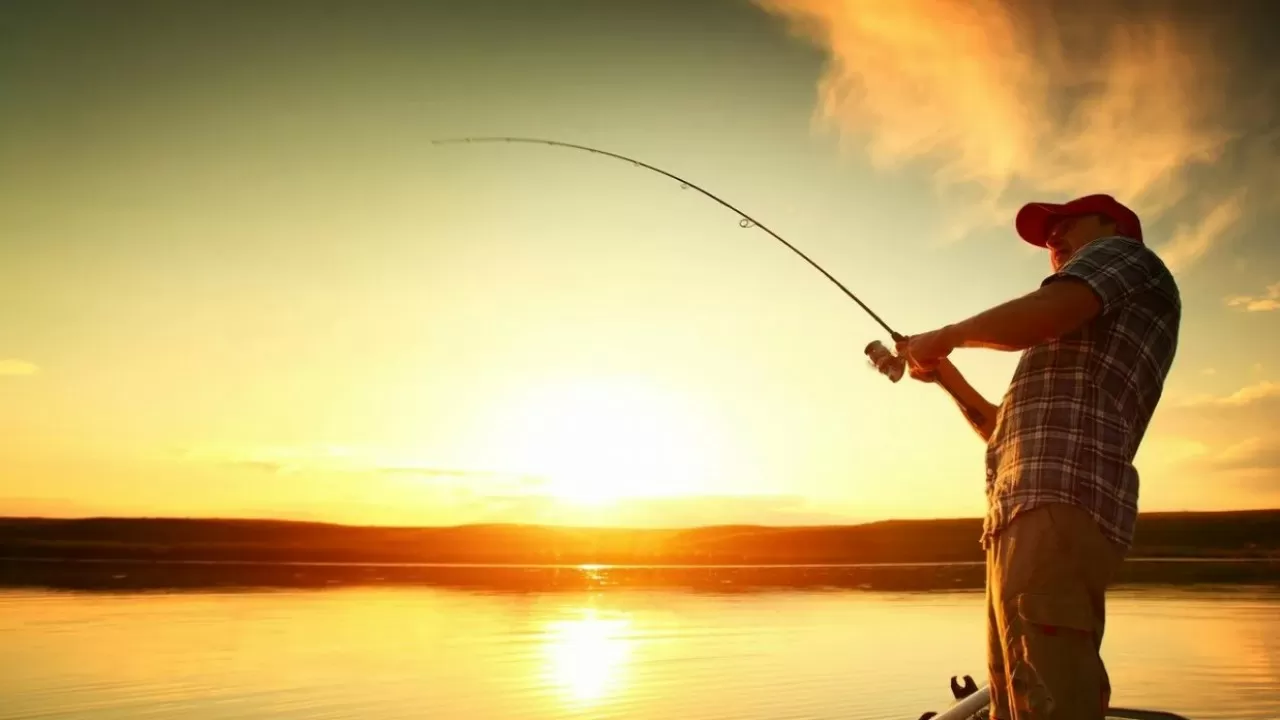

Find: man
[898,194,1181,719]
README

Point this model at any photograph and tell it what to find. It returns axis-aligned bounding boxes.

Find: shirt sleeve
[1042,236,1168,316]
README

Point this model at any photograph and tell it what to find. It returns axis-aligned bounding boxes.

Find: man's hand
[907,365,938,383]
[893,345,1000,442]
[896,326,958,374]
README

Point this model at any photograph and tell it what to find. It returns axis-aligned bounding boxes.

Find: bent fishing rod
[431,136,986,427]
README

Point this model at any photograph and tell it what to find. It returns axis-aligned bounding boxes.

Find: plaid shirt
[982,235,1181,553]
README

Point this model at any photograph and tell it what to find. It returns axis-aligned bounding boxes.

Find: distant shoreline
[2,510,1277,592]
[3,509,1278,563]
[2,555,1277,593]
[5,555,1278,568]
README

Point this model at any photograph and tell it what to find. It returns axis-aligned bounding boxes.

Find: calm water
[2,584,1278,720]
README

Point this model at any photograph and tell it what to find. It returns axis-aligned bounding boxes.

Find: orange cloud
[1159,190,1247,273]
[1177,380,1280,409]
[1155,379,1280,500]
[0,359,39,376]
[182,444,546,489]
[1226,281,1280,312]
[757,0,1263,257]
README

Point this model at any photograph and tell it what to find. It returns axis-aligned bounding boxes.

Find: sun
[491,374,723,509]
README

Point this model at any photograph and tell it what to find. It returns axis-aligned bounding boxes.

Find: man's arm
[929,359,999,441]
[946,279,1101,352]
[947,236,1168,353]
[913,278,1096,441]
[899,237,1166,433]
[899,280,1103,372]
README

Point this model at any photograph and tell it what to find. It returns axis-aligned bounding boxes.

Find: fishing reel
[865,339,907,383]
[867,338,981,426]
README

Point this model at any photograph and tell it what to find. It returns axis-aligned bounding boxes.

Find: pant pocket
[1016,592,1095,637]
[1011,593,1105,718]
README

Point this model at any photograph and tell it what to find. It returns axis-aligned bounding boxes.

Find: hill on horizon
[2,508,1278,565]
[5,505,1276,530]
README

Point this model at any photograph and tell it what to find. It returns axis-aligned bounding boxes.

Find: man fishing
[897,194,1182,719]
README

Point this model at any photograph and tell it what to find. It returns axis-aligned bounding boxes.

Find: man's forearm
[932,359,998,441]
[946,281,1099,352]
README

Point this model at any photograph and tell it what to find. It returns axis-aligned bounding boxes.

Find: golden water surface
[2,585,1277,719]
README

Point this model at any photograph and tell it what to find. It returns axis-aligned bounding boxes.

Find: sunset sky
[3,0,1279,526]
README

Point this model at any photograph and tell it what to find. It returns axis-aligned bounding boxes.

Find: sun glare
[543,609,634,706]
[491,375,724,510]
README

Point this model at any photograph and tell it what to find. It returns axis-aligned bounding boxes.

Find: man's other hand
[896,327,958,373]
[907,364,939,383]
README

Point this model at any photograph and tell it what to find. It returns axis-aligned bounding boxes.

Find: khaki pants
[986,503,1124,720]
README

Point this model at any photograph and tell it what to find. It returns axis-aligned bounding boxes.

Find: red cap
[1015,193,1143,247]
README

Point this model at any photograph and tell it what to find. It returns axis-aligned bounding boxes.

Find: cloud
[0,359,39,376]
[177,444,860,526]
[590,494,854,527]
[1208,437,1280,473]
[1155,380,1280,497]
[1176,380,1280,409]
[1164,434,1280,498]
[1226,281,1280,312]
[227,459,289,474]
[223,489,858,528]
[0,497,103,517]
[1159,190,1247,273]
[185,444,546,489]
[756,0,1274,258]
[449,492,855,527]
[377,466,542,484]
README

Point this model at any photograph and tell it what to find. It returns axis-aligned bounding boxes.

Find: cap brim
[1015,202,1067,248]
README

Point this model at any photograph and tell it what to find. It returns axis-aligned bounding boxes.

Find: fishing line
[431,136,985,426]
[430,136,901,341]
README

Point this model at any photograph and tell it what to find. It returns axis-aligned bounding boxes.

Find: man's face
[1045,213,1114,272]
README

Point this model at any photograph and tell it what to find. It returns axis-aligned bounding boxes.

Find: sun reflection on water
[543,607,634,708]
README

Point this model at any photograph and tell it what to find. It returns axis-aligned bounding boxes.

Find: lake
[1,581,1278,719]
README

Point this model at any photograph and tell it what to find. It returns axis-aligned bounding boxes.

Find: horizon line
[4,506,1279,531]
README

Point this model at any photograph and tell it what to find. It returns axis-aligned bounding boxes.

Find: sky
[3,0,1279,527]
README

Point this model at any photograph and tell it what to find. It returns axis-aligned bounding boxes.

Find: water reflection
[1,586,1277,720]
[6,557,1278,593]
[543,607,634,707]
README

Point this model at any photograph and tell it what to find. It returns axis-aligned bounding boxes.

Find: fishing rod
[434,136,897,337]
[430,136,985,425]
